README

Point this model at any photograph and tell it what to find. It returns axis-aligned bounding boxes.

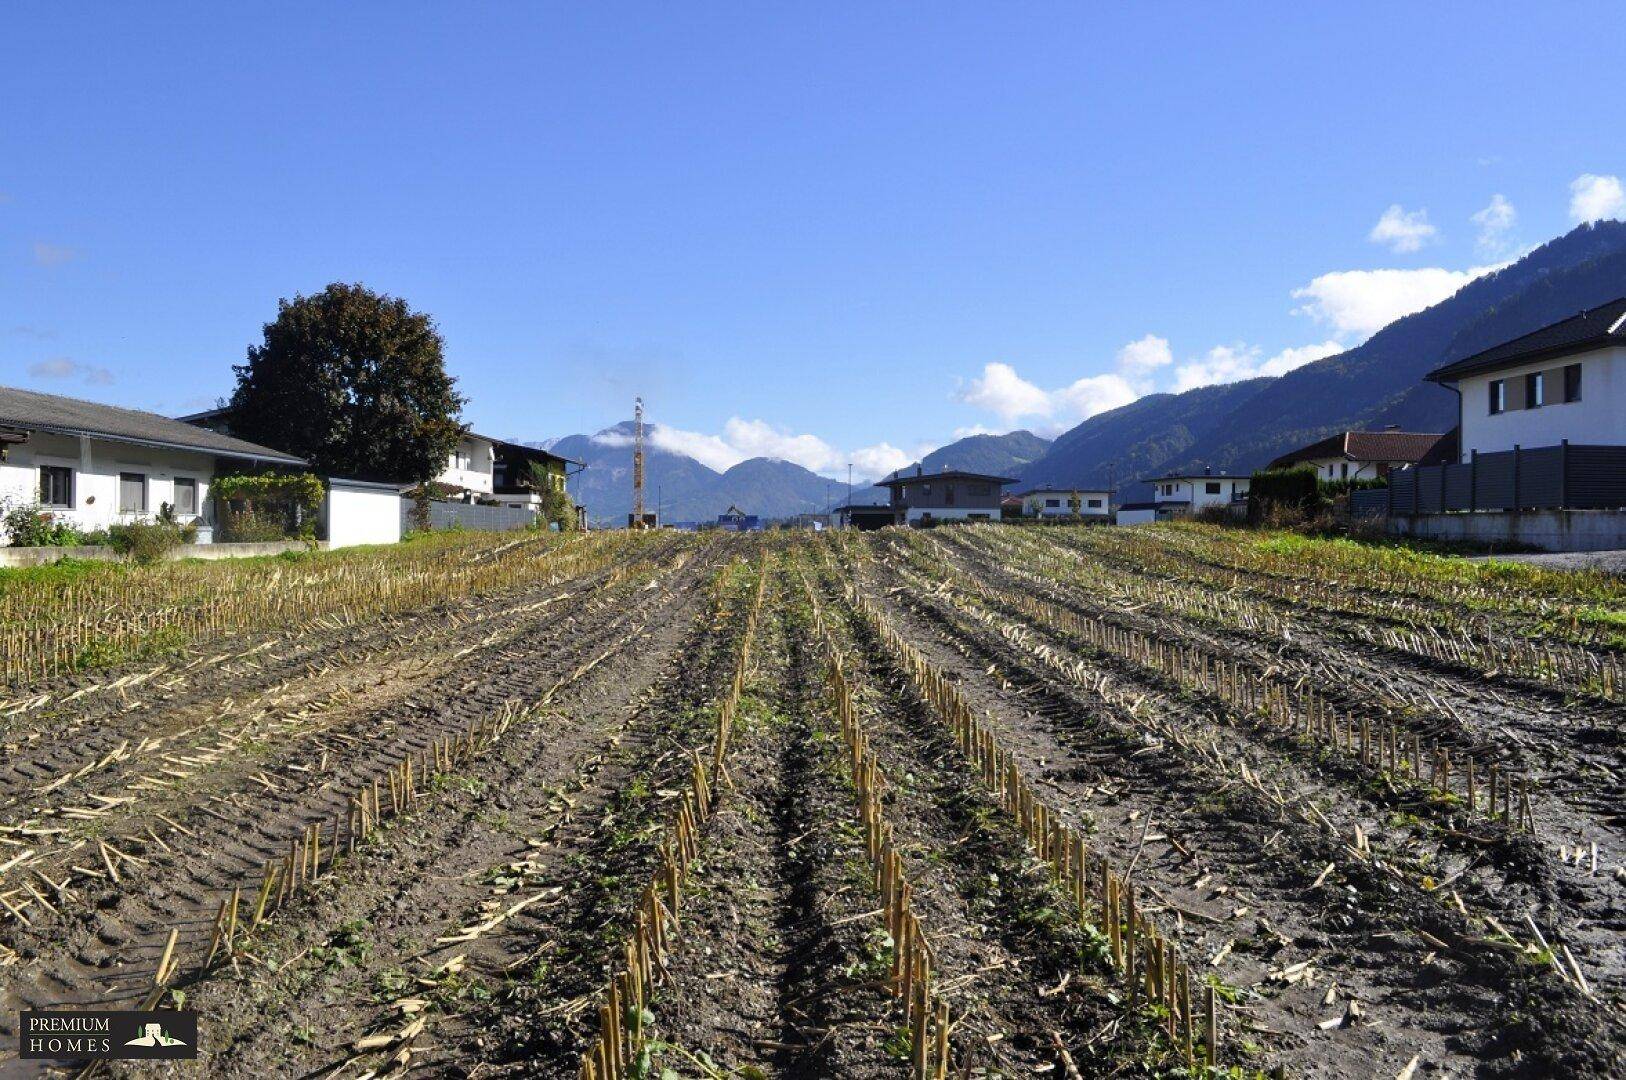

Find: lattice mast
[632,396,646,528]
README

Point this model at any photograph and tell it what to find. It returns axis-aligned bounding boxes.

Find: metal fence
[1350,442,1626,517]
[404,499,541,533]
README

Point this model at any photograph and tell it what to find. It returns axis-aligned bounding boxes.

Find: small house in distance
[716,504,761,532]
[1121,467,1249,524]
[1266,429,1447,482]
[1015,487,1111,519]
[874,466,1018,527]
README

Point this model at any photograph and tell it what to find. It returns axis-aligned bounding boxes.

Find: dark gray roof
[876,468,1019,487]
[0,385,306,466]
[1426,297,1626,383]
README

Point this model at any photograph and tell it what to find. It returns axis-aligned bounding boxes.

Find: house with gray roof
[0,384,306,543]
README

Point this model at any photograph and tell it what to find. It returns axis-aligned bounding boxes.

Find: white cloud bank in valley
[1290,264,1501,339]
[593,417,912,481]
[957,362,1139,429]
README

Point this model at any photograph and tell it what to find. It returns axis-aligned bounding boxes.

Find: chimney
[1204,466,1212,475]
[1384,424,1400,431]
[915,465,923,477]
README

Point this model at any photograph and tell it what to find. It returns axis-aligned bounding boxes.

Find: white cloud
[1050,373,1140,419]
[592,417,909,480]
[1171,340,1344,393]
[957,361,1140,431]
[1470,194,1517,257]
[1569,173,1625,224]
[28,357,113,385]
[1115,334,1173,374]
[1368,205,1437,253]
[957,362,1052,422]
[850,442,913,478]
[1291,265,1499,339]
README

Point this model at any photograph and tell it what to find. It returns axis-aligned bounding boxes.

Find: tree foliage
[228,283,466,484]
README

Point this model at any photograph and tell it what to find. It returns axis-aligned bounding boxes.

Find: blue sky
[3,4,1622,478]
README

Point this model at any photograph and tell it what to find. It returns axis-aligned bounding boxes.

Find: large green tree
[229,283,466,483]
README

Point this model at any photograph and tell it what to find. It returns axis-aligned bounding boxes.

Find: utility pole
[846,462,853,528]
[632,396,646,529]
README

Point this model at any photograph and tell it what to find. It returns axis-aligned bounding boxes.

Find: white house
[1016,488,1112,518]
[1266,429,1448,482]
[437,433,497,495]
[1144,469,1250,516]
[0,385,307,542]
[1425,297,1626,458]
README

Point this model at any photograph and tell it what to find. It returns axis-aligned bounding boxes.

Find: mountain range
[552,221,1626,522]
[1016,220,1626,494]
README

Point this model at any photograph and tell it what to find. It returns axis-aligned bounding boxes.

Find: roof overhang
[1425,337,1620,384]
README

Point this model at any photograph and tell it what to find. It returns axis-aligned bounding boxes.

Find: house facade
[874,467,1016,527]
[1,386,307,542]
[1266,430,1447,481]
[1016,488,1112,518]
[438,433,498,495]
[1145,470,1250,517]
[1425,298,1625,458]
[488,439,579,512]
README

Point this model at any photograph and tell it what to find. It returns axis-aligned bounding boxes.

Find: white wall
[1023,491,1111,518]
[324,482,402,548]
[1295,456,1391,482]
[0,431,216,541]
[434,435,496,493]
[1456,346,1625,458]
[904,506,998,525]
[1115,507,1158,525]
[1152,477,1248,510]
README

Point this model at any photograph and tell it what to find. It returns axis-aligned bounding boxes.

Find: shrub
[107,519,196,564]
[1,501,88,547]
[213,472,323,541]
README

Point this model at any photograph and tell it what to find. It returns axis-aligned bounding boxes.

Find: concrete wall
[0,431,216,540]
[1381,509,1626,553]
[1456,345,1624,458]
[0,539,313,569]
[904,506,999,526]
[324,482,403,548]
[1115,507,1158,525]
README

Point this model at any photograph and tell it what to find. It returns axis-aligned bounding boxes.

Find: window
[945,485,955,506]
[1340,463,1349,479]
[39,465,73,508]
[172,477,197,516]
[970,483,991,496]
[1564,363,1583,403]
[1045,498,1061,508]
[1087,498,1103,509]
[1526,371,1545,408]
[1489,379,1505,415]
[119,472,146,513]
[1205,482,1221,495]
